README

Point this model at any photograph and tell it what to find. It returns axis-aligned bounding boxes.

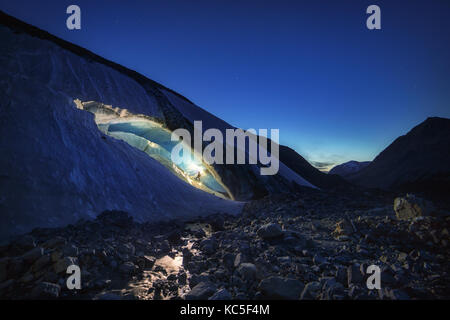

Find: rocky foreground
[0,189,449,300]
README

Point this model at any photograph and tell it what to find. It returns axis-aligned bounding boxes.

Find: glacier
[0,24,243,241]
[0,15,316,241]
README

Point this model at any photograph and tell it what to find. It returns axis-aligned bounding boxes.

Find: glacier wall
[0,25,243,241]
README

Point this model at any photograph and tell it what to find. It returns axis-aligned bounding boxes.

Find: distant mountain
[348,117,450,200]
[328,160,371,177]
[278,146,351,190]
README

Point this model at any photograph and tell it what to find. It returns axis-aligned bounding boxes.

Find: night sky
[1,0,449,171]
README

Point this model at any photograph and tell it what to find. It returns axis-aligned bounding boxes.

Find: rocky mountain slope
[278,146,351,190]
[348,117,450,201]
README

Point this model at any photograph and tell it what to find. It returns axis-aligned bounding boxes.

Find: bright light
[187,161,204,174]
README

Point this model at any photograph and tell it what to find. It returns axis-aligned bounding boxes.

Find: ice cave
[75,100,232,200]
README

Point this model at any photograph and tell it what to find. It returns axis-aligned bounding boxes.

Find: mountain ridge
[329,160,371,177]
[348,117,450,200]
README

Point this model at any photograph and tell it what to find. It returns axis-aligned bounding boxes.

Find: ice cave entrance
[75,100,232,199]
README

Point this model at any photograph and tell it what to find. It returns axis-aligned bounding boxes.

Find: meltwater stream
[77,100,231,199]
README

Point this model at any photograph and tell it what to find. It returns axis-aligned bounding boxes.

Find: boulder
[237,263,258,280]
[394,194,435,220]
[185,281,217,300]
[209,288,232,300]
[257,223,283,239]
[190,273,210,288]
[258,276,304,300]
[199,238,216,255]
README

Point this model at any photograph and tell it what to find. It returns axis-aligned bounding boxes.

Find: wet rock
[394,194,435,220]
[257,223,283,240]
[209,288,232,300]
[30,282,61,299]
[185,281,217,300]
[258,276,304,300]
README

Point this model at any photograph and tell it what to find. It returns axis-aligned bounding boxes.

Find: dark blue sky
[1,0,449,171]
